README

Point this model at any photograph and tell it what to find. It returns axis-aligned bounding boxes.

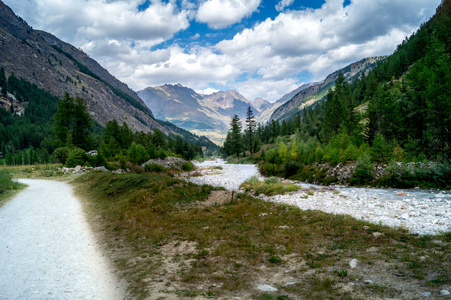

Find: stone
[349,259,358,268]
[257,284,278,292]
[364,280,373,284]
[94,166,109,172]
[400,213,409,220]
[396,191,407,196]
[440,290,450,296]
[421,292,431,297]
[372,232,384,238]
[74,165,81,173]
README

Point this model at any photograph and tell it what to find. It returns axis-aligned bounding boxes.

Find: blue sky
[4,0,440,102]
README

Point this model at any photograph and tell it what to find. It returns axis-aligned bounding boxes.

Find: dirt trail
[0,179,123,300]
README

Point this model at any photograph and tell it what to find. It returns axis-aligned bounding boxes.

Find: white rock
[421,292,431,296]
[364,280,373,284]
[440,290,450,296]
[349,259,358,268]
[257,284,278,292]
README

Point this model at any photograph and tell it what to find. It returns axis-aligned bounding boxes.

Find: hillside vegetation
[221,2,451,188]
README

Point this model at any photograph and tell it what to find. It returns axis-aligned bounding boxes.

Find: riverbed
[185,159,451,235]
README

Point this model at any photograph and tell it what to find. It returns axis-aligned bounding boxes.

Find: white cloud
[3,0,441,103]
[196,0,261,29]
[196,88,220,95]
[4,0,190,47]
[275,0,294,12]
[235,78,300,104]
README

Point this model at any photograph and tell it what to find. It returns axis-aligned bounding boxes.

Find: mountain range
[138,56,382,144]
[138,85,270,144]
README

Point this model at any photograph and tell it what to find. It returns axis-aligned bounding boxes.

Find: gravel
[185,159,451,235]
[0,179,123,300]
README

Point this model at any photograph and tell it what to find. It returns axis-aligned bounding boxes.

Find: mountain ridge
[0,0,163,133]
[269,56,383,122]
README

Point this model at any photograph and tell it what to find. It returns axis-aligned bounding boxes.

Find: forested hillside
[0,67,215,166]
[221,1,450,188]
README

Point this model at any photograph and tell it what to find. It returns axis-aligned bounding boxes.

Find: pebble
[440,290,450,296]
[421,292,431,297]
[187,160,451,235]
[364,280,373,284]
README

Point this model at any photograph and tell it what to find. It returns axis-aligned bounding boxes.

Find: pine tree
[245,106,256,154]
[72,96,92,150]
[230,114,242,157]
[53,92,74,146]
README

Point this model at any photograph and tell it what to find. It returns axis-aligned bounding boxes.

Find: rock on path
[0,179,123,300]
[186,160,451,235]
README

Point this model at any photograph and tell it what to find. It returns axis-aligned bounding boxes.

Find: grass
[240,176,300,196]
[1,164,63,179]
[72,170,451,299]
[0,168,27,205]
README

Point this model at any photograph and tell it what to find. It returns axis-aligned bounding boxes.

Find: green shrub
[268,255,282,264]
[283,161,301,178]
[128,142,147,165]
[53,147,70,164]
[144,163,165,173]
[377,163,451,189]
[350,154,374,186]
[0,169,20,194]
[182,161,195,171]
[65,148,88,167]
[259,162,278,177]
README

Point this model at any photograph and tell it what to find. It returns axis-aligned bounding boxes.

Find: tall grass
[0,169,21,194]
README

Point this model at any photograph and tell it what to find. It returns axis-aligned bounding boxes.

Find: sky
[4,0,440,102]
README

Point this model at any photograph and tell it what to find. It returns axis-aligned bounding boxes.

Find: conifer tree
[229,114,242,157]
[245,106,256,154]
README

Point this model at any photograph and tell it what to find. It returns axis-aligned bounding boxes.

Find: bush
[53,147,70,164]
[181,161,195,171]
[128,142,147,165]
[350,154,374,186]
[144,163,165,173]
[65,148,88,167]
[377,163,451,189]
[283,161,301,178]
[259,162,278,177]
[0,169,20,194]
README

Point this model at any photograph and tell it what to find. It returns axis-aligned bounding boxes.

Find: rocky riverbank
[184,159,451,235]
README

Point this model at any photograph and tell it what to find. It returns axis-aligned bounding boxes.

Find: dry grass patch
[73,171,451,299]
[241,176,300,196]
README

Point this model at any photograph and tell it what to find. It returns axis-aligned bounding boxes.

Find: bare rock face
[0,1,168,134]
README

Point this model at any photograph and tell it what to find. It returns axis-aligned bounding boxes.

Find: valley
[0,0,449,299]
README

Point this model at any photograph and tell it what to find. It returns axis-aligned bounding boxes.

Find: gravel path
[0,179,123,300]
[186,159,451,235]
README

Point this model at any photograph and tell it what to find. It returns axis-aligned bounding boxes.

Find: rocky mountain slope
[269,57,383,122]
[255,82,318,124]
[138,84,265,144]
[0,0,164,134]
